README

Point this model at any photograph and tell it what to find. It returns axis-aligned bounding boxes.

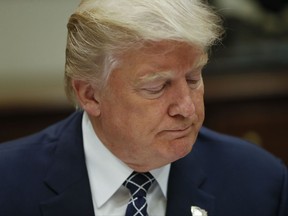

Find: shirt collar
[82,112,170,208]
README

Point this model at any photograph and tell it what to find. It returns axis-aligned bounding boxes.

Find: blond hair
[65,0,223,104]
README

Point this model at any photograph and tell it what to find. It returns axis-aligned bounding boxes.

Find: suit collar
[40,112,94,216]
[166,150,215,216]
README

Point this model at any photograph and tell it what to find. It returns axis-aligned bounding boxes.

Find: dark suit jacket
[0,112,287,216]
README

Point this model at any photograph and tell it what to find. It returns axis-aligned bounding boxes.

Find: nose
[168,83,195,118]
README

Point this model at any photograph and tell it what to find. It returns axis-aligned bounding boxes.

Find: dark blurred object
[258,0,288,13]
[208,0,288,75]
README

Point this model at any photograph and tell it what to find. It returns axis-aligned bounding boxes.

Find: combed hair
[65,0,224,105]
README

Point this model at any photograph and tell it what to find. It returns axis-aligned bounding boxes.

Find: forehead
[117,41,207,75]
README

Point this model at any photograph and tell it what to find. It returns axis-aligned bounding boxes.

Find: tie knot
[123,172,155,197]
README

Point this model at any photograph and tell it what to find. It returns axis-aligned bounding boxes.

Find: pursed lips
[168,124,193,131]
[162,124,193,138]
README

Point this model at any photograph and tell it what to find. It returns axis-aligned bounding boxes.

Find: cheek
[193,89,205,122]
[126,105,166,136]
[100,96,154,139]
[197,97,205,116]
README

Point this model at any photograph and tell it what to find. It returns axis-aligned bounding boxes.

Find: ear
[72,80,101,117]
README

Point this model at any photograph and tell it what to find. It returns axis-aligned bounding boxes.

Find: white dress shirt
[82,112,170,216]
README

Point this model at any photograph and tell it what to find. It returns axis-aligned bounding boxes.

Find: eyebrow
[136,54,209,85]
[137,70,175,84]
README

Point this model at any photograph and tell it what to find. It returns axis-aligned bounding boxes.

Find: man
[0,0,287,216]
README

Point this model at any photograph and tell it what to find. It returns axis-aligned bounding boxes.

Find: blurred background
[0,0,287,164]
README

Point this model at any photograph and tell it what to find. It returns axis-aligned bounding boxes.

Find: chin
[169,138,194,160]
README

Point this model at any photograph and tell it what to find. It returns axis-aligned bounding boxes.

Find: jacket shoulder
[0,111,83,171]
[197,127,283,165]
[194,127,288,215]
[0,111,82,151]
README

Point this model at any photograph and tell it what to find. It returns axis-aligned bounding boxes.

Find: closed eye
[138,81,171,99]
[186,73,202,88]
[187,78,201,87]
[142,83,167,94]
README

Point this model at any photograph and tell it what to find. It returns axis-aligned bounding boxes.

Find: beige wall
[0,0,80,109]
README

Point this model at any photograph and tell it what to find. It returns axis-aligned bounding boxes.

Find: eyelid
[135,79,169,99]
[137,84,166,99]
[186,70,202,80]
[186,72,202,88]
[141,81,167,92]
[144,86,165,93]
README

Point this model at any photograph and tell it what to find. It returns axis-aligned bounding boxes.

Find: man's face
[90,41,207,172]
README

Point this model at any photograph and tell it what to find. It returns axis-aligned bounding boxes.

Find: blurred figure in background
[0,0,287,216]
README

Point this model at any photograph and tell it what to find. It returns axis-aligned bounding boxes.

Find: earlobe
[72,80,101,117]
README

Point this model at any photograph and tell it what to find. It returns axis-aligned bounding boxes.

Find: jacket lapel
[39,112,95,216]
[166,153,215,216]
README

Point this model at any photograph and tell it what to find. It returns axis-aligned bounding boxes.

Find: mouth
[169,125,191,131]
[163,125,193,138]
